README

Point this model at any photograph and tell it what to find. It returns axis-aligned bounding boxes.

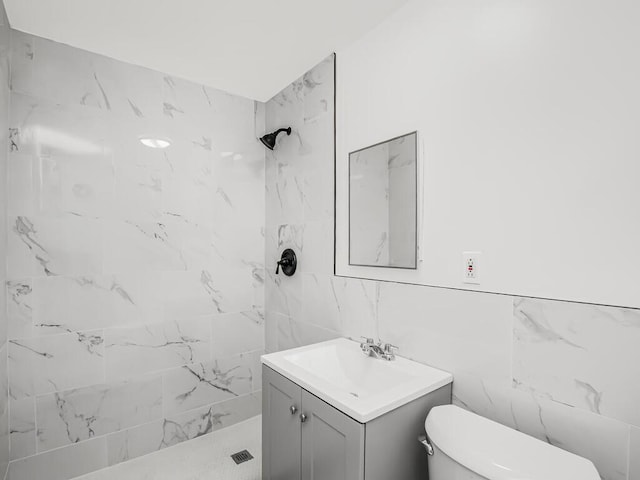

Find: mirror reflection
[349,132,417,269]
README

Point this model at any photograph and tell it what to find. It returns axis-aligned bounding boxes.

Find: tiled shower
[3,17,264,479]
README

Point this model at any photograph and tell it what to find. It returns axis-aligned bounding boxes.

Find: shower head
[259,127,291,150]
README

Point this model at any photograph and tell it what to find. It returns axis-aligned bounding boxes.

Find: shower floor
[75,415,261,480]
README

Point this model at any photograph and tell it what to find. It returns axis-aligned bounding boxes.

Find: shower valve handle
[275,258,290,274]
[275,249,297,276]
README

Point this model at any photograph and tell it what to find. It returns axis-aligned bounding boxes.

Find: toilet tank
[424,405,600,480]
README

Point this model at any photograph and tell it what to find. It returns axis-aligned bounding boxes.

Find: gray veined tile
[106,420,165,466]
[36,375,163,452]
[105,317,211,381]
[265,269,302,321]
[377,283,513,384]
[211,310,265,357]
[161,393,261,449]
[31,274,139,335]
[0,409,9,480]
[9,397,35,460]
[9,331,105,400]
[6,278,33,339]
[161,268,255,319]
[163,354,254,416]
[512,297,640,426]
[276,316,340,352]
[6,153,35,217]
[7,215,103,278]
[300,273,341,332]
[102,219,187,274]
[34,151,115,219]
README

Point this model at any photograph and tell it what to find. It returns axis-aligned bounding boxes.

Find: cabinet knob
[290,405,298,415]
[300,413,308,423]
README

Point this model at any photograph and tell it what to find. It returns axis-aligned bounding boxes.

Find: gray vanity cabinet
[300,388,365,480]
[262,365,303,480]
[263,365,365,480]
[263,364,451,480]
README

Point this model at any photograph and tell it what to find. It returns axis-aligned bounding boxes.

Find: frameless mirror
[349,132,417,269]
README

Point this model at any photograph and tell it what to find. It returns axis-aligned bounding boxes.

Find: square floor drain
[230,449,254,465]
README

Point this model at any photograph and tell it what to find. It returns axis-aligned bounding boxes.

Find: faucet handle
[360,336,375,345]
[382,343,399,360]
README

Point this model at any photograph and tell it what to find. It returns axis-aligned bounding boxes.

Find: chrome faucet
[360,337,399,361]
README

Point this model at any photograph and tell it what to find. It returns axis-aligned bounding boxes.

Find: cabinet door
[263,366,302,480]
[301,389,365,480]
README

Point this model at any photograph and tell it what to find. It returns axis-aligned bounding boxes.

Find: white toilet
[424,405,600,480]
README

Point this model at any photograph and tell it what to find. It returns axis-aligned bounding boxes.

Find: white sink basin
[261,338,452,423]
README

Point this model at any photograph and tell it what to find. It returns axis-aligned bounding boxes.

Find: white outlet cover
[462,251,481,284]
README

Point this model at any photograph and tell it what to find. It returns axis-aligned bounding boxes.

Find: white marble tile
[337,277,380,341]
[161,218,216,271]
[102,219,187,273]
[9,397,35,460]
[35,151,115,218]
[163,355,254,416]
[6,279,33,339]
[111,160,163,223]
[212,177,266,231]
[211,310,264,357]
[0,344,8,471]
[7,215,103,277]
[264,311,280,354]
[6,153,34,217]
[276,316,340,352]
[300,273,341,332]
[9,331,105,399]
[266,172,305,228]
[105,317,211,381]
[30,274,142,335]
[0,409,8,480]
[7,435,107,480]
[10,32,107,109]
[378,283,513,383]
[299,220,333,274]
[630,427,640,480]
[162,268,256,319]
[36,375,162,452]
[209,223,264,272]
[513,297,640,426]
[88,50,165,120]
[106,419,165,466]
[265,269,302,321]
[301,167,334,224]
[161,161,217,228]
[9,91,115,163]
[162,393,261,449]
[0,1,10,474]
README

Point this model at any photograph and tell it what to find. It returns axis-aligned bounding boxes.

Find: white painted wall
[336,0,640,308]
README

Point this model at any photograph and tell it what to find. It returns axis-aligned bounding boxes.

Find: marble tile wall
[0,1,10,478]
[265,55,640,480]
[5,31,264,479]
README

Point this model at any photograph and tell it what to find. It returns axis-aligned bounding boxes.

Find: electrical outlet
[462,252,481,284]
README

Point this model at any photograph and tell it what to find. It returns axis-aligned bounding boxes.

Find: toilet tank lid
[425,405,600,480]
